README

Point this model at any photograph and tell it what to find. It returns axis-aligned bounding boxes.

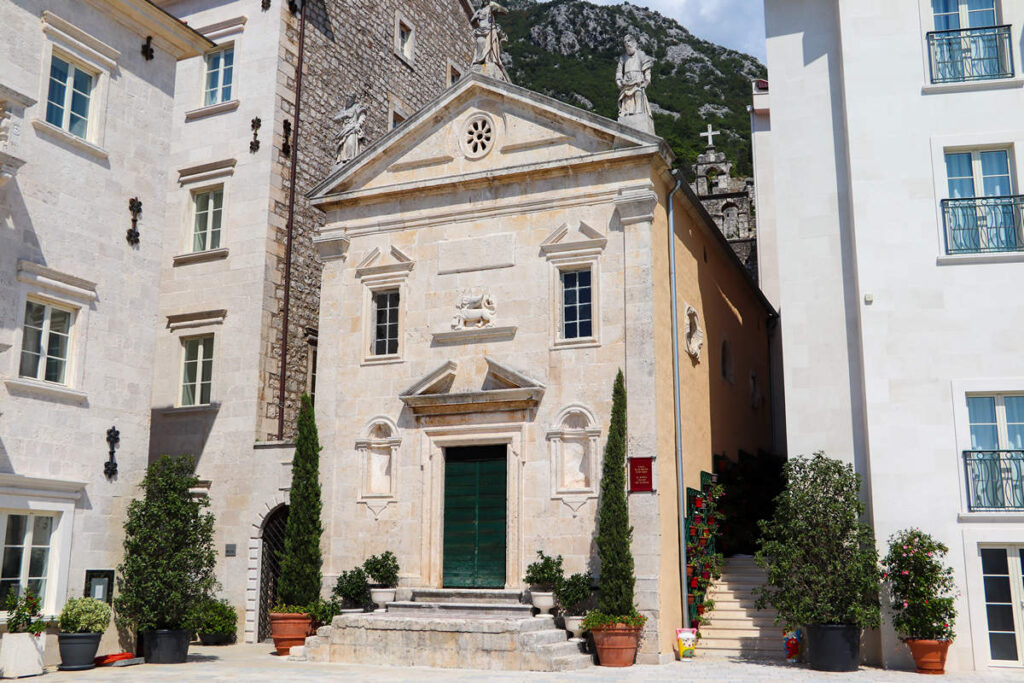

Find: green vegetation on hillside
[499,0,765,176]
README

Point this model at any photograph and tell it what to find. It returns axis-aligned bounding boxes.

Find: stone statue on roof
[616,34,654,135]
[470,2,510,82]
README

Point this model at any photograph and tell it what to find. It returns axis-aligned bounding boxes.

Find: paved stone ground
[62,644,1024,681]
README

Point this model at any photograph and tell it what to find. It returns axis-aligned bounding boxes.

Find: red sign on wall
[629,457,654,492]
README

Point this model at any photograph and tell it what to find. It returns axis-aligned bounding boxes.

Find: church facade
[308,73,777,662]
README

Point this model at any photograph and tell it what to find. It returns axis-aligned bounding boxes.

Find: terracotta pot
[686,565,694,578]
[906,639,951,674]
[592,624,641,667]
[269,612,311,656]
[687,594,695,605]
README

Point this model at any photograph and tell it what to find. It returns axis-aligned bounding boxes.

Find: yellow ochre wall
[649,167,776,657]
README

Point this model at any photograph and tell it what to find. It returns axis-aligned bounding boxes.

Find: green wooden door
[442,446,506,588]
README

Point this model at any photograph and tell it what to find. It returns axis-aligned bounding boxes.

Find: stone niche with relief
[355,417,401,518]
[547,404,601,516]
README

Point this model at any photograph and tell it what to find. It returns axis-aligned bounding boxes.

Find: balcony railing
[941,195,1024,255]
[964,450,1024,511]
[927,25,1013,84]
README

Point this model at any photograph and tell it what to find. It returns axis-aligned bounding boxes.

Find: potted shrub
[882,528,957,674]
[57,596,111,670]
[363,551,400,608]
[333,568,372,612]
[555,572,592,638]
[270,394,324,656]
[191,598,237,645]
[0,589,49,677]
[582,371,647,666]
[754,453,880,672]
[524,551,564,616]
[115,455,217,664]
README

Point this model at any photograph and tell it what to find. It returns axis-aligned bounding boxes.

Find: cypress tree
[596,370,636,616]
[277,394,324,608]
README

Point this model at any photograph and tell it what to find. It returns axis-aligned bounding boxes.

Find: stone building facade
[148,0,473,643]
[0,0,209,661]
[305,74,776,664]
[690,129,758,281]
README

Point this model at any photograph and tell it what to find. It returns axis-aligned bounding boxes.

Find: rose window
[462,115,494,158]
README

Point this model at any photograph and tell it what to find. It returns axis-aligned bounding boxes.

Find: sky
[589,0,767,63]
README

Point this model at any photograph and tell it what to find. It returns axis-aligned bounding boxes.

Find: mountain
[492,0,765,177]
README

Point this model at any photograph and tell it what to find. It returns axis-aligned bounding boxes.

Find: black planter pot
[57,632,102,671]
[142,629,190,664]
[805,623,861,672]
[198,632,233,646]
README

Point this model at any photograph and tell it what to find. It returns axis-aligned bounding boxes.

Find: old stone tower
[691,125,758,280]
[148,0,474,643]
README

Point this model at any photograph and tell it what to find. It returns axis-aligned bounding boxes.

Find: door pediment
[399,357,545,417]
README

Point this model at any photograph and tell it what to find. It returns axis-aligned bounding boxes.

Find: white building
[0,0,209,657]
[753,0,1024,672]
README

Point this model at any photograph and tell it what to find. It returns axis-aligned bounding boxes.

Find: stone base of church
[305,612,594,671]
[617,112,655,135]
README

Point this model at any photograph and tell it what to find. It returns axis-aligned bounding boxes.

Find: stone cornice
[17,260,97,302]
[312,145,661,211]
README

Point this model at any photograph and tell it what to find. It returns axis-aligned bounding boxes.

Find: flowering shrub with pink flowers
[881,529,956,641]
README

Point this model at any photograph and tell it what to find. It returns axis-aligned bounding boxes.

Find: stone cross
[700,124,720,148]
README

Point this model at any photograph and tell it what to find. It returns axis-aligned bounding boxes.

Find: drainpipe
[277,0,307,440]
[667,172,689,629]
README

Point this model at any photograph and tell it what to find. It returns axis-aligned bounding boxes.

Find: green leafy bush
[580,609,646,631]
[754,453,880,630]
[524,551,564,591]
[332,568,371,610]
[363,551,400,588]
[277,395,324,608]
[190,598,237,638]
[307,598,342,628]
[115,455,217,632]
[58,597,111,634]
[591,370,639,623]
[882,529,957,641]
[6,590,49,634]
[555,572,592,617]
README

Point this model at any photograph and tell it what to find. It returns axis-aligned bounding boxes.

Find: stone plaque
[437,232,515,274]
[629,457,654,492]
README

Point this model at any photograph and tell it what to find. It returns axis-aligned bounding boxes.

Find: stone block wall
[260,0,474,439]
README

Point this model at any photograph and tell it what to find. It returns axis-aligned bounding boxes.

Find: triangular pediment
[399,357,546,417]
[309,74,669,203]
[539,220,608,257]
[354,244,415,280]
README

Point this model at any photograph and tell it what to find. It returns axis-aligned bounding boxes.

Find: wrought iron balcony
[941,195,1024,255]
[964,450,1024,511]
[927,25,1013,84]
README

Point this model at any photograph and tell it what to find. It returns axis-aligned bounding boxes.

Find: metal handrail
[941,195,1024,255]
[927,24,1013,84]
[964,450,1024,512]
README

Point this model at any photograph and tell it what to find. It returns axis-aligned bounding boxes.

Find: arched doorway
[258,505,289,641]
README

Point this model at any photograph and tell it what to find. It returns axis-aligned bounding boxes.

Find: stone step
[705,615,779,628]
[411,588,524,605]
[549,653,595,671]
[519,629,570,648]
[537,640,585,658]
[699,636,782,653]
[700,630,778,643]
[707,587,765,601]
[386,601,533,618]
[712,606,776,617]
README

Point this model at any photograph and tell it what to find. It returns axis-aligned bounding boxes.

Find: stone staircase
[305,588,593,671]
[698,557,785,661]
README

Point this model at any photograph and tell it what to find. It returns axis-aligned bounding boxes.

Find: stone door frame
[417,422,526,590]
